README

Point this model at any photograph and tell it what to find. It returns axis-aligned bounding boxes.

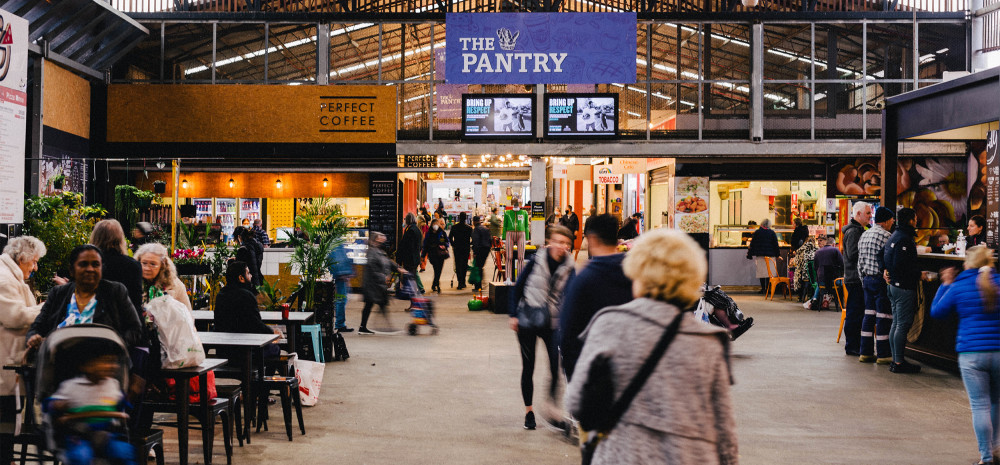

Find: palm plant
[288,198,349,311]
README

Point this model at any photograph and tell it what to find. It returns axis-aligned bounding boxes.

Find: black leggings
[429,256,446,290]
[517,326,559,407]
[360,300,387,329]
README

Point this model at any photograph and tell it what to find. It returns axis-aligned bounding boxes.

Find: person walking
[564,228,738,464]
[560,206,580,252]
[509,225,576,430]
[841,201,871,356]
[884,207,928,374]
[471,216,492,292]
[0,236,46,462]
[747,218,780,295]
[857,207,895,364]
[930,245,1000,465]
[397,213,425,294]
[359,232,394,334]
[449,212,473,290]
[559,214,633,382]
[422,219,450,294]
[327,240,356,332]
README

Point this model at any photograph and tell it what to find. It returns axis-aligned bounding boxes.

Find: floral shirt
[58,293,98,328]
[793,240,818,291]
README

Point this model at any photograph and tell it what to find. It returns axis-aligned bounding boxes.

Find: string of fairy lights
[435,154,532,169]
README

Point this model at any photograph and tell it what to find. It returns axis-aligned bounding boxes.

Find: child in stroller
[698,285,754,341]
[37,325,136,465]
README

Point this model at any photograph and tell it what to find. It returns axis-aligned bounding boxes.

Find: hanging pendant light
[276,179,283,189]
[181,179,188,189]
[323,178,329,188]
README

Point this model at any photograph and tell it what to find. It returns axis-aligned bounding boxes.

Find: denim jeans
[860,276,893,358]
[958,351,1000,463]
[887,284,917,364]
[334,278,349,329]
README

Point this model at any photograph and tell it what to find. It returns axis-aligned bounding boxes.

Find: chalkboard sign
[530,201,545,221]
[986,130,998,250]
[369,175,399,254]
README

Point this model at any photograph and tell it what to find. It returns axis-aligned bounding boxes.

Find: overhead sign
[594,167,622,184]
[552,164,568,179]
[445,13,637,84]
[612,158,647,174]
[0,9,28,224]
[107,85,397,144]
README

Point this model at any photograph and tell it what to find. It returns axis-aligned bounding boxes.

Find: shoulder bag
[578,311,685,465]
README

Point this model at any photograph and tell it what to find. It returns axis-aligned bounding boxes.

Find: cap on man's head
[874,206,894,224]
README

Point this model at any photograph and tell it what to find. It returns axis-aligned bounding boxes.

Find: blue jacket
[884,225,920,290]
[558,253,633,381]
[930,268,1000,353]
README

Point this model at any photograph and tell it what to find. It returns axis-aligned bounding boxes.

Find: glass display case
[345,228,368,265]
[712,225,795,248]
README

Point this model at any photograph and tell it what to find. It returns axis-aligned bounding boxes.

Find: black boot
[759,278,767,294]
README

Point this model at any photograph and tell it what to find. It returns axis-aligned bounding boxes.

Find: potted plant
[50,172,65,190]
[171,247,211,276]
[114,185,161,232]
[205,241,234,310]
[288,198,349,312]
[257,279,285,312]
[23,192,106,294]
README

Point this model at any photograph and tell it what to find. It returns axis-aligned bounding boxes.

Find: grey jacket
[841,219,865,285]
[362,246,392,305]
[565,298,738,465]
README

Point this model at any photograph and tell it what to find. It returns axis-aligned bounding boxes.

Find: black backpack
[331,331,350,361]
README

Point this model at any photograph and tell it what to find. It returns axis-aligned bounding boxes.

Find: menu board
[985,130,998,250]
[462,94,535,139]
[0,10,29,224]
[673,177,709,233]
[368,175,398,254]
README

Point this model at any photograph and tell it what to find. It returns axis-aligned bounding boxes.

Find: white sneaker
[802,300,812,309]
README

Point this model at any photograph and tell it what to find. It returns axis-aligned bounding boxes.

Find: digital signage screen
[462,94,535,139]
[544,94,618,138]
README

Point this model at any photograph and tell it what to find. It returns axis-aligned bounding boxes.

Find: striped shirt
[857,224,891,277]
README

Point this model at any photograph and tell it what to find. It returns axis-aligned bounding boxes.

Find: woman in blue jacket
[931,245,1000,465]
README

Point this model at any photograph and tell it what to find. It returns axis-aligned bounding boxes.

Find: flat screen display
[544,94,618,138]
[462,94,535,139]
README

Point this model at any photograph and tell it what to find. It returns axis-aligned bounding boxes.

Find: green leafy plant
[257,278,285,312]
[23,192,106,294]
[206,241,234,310]
[49,172,65,190]
[114,185,160,233]
[288,198,349,311]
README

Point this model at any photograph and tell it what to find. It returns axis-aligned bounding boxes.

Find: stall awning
[885,67,1000,140]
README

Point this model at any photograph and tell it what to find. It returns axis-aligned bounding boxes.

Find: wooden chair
[835,277,848,342]
[764,256,790,300]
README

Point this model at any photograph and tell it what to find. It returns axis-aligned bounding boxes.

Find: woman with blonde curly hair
[931,245,1000,465]
[565,228,738,465]
[134,243,192,310]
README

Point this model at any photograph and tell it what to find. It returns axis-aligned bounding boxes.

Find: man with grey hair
[840,201,871,355]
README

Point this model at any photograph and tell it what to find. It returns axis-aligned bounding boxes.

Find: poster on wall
[445,13,637,84]
[827,158,881,198]
[434,49,465,130]
[674,177,709,233]
[0,10,29,224]
[896,157,969,245]
[985,130,998,249]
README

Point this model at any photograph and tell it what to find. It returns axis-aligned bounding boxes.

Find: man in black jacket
[883,207,928,374]
[214,261,281,358]
[840,201,870,356]
[397,213,424,293]
[559,207,580,252]
[471,216,492,291]
[448,212,473,290]
[234,227,262,289]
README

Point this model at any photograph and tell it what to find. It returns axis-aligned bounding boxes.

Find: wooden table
[197,332,279,444]
[192,311,314,353]
[160,358,228,465]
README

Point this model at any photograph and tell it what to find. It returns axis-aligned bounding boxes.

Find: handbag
[578,311,685,464]
[435,245,450,260]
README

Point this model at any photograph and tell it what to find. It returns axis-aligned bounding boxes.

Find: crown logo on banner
[496,28,519,51]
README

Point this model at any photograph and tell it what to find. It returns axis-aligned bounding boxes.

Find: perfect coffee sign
[445,13,636,85]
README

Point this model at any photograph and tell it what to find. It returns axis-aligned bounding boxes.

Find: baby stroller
[398,272,438,336]
[698,285,754,341]
[35,324,134,465]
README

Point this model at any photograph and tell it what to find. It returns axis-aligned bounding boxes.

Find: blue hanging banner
[445,12,637,85]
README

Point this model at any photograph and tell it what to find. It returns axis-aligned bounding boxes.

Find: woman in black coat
[421,218,450,294]
[747,218,781,294]
[27,245,145,350]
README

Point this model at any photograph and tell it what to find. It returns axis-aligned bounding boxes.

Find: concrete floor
[154,258,979,465]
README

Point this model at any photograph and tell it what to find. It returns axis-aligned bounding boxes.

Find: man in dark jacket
[471,216,492,291]
[233,227,262,289]
[883,207,928,374]
[397,213,424,294]
[559,214,633,381]
[214,261,281,359]
[840,201,870,355]
[448,212,473,290]
[559,206,579,251]
[790,218,810,252]
[747,219,780,294]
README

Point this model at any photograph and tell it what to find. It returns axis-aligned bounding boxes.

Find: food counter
[904,252,966,372]
[708,226,793,287]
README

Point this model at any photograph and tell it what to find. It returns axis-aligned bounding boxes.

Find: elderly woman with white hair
[565,228,738,465]
[134,243,192,310]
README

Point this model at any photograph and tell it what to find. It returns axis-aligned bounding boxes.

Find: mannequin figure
[503,200,531,284]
